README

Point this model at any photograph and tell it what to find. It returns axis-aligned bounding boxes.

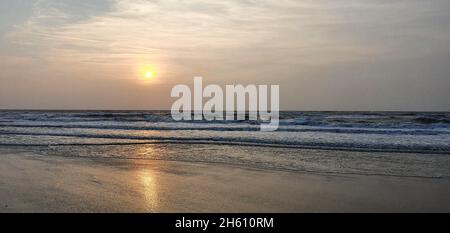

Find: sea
[1,110,449,179]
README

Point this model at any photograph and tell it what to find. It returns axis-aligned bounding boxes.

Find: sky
[0,0,449,111]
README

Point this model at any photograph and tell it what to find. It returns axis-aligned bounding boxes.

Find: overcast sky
[1,0,449,110]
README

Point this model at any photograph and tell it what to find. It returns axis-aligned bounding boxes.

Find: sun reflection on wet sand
[132,144,166,211]
[137,169,159,211]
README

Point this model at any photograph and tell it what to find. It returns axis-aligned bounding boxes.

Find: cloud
[1,0,450,110]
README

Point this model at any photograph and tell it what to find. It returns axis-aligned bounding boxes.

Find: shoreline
[1,150,450,213]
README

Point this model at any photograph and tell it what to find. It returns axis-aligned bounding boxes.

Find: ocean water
[1,111,449,178]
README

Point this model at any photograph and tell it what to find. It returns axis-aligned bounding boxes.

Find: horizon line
[0,108,449,113]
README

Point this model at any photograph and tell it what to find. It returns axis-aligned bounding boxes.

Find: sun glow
[145,71,153,79]
[137,62,161,83]
[140,66,157,81]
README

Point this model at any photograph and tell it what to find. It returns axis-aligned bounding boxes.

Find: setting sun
[139,64,158,82]
[145,71,153,79]
[141,63,159,83]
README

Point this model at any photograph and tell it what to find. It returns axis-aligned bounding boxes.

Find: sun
[145,71,153,79]
[138,63,159,82]
[143,68,157,80]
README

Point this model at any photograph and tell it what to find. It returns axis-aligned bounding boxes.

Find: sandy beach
[1,150,449,213]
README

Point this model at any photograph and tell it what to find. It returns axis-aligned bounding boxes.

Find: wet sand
[1,151,449,212]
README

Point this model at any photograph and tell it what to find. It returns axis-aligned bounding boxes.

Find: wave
[1,130,450,154]
[2,111,450,127]
[1,111,450,154]
[1,123,450,136]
